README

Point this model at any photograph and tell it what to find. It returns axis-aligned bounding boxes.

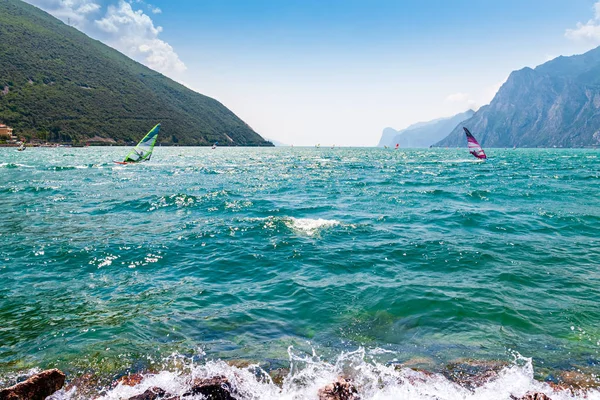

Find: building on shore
[0,124,18,143]
[0,124,14,136]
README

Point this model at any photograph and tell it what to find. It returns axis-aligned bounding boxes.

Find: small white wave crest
[0,162,34,168]
[286,217,340,236]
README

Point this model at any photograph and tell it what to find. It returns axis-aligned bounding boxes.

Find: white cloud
[94,1,186,74]
[444,77,507,113]
[25,0,101,28]
[445,92,470,103]
[445,92,478,110]
[23,0,186,76]
[566,1,600,42]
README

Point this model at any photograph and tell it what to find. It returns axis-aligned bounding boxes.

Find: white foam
[286,217,340,236]
[0,163,34,168]
[81,348,600,400]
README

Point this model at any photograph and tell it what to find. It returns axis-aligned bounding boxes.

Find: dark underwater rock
[0,369,65,400]
[183,376,235,399]
[127,387,167,400]
[443,359,508,389]
[317,377,359,400]
[63,373,104,400]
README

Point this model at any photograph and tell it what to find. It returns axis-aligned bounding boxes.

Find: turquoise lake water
[1,147,599,397]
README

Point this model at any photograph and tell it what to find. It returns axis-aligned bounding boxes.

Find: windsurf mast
[123,123,160,163]
[463,127,486,159]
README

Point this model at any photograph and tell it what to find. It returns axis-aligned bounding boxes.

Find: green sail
[123,124,160,163]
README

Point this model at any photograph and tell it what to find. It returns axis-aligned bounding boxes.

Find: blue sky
[25,0,600,145]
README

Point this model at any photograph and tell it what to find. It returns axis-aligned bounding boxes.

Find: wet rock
[318,377,359,400]
[558,370,600,390]
[397,356,437,370]
[183,376,235,400]
[118,373,145,387]
[511,393,552,400]
[226,359,254,369]
[268,368,289,387]
[128,387,166,400]
[64,373,102,399]
[443,359,507,389]
[0,369,65,400]
[401,368,436,386]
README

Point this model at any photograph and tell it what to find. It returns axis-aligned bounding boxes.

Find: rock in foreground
[512,393,552,400]
[0,369,65,400]
[183,376,235,400]
[318,377,359,400]
[127,387,167,400]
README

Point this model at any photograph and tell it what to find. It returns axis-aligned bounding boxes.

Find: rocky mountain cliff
[435,47,600,148]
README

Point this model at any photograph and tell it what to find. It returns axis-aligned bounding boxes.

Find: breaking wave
[51,348,600,400]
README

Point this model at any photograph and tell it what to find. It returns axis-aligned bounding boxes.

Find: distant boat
[114,123,160,164]
[463,127,487,159]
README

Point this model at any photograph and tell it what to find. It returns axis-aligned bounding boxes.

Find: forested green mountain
[0,0,271,146]
[435,47,600,148]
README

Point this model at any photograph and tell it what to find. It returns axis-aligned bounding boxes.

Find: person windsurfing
[115,123,160,164]
[463,127,486,159]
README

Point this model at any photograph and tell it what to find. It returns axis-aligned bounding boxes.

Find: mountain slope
[378,110,474,148]
[435,47,600,148]
[0,0,271,146]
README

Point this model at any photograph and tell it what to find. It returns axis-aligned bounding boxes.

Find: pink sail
[463,127,487,159]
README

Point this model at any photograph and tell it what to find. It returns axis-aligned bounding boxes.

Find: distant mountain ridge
[266,138,290,147]
[436,46,600,148]
[0,0,271,146]
[378,110,474,148]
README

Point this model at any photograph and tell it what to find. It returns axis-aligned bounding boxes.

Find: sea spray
[55,349,599,399]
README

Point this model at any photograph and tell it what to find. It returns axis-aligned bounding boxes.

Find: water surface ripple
[0,147,599,382]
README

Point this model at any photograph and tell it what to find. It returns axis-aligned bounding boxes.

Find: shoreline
[1,356,599,400]
[1,144,598,148]
[0,143,275,148]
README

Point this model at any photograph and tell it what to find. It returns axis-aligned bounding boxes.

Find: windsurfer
[115,123,160,164]
[463,127,487,160]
